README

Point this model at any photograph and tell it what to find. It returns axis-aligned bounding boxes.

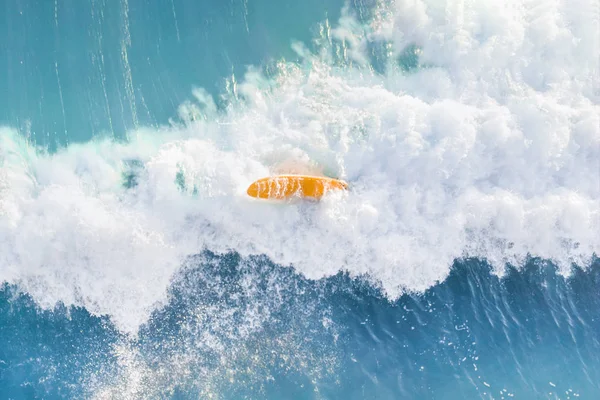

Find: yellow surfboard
[246,174,348,200]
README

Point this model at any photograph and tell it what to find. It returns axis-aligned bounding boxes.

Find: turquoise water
[0,0,345,147]
[1,0,599,398]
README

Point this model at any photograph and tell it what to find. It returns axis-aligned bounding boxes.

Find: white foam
[0,0,598,333]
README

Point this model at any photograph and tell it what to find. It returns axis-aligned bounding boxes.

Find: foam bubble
[0,0,598,333]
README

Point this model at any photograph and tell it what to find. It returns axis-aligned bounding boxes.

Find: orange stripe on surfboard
[246,175,348,200]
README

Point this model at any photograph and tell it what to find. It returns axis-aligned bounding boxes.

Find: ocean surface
[1,0,599,398]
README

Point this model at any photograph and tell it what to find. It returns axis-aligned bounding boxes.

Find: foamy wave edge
[0,0,598,333]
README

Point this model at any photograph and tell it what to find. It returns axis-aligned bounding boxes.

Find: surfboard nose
[246,182,260,198]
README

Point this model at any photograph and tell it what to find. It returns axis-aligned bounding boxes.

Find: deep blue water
[1,0,599,399]
[2,255,599,398]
